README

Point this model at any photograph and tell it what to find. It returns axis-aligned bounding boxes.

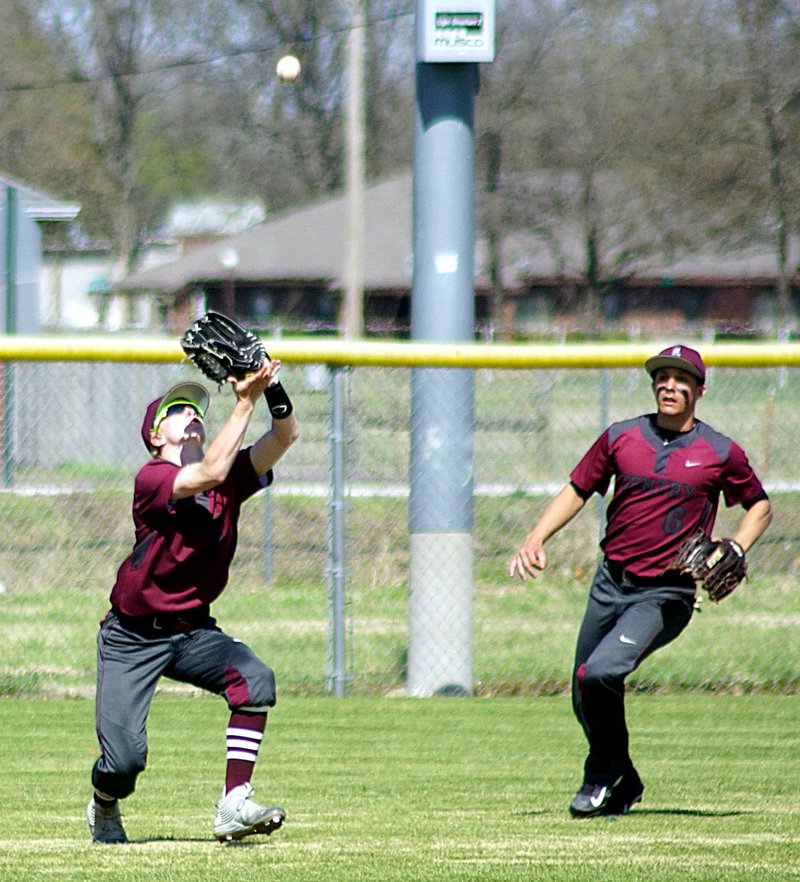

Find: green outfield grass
[0,695,798,881]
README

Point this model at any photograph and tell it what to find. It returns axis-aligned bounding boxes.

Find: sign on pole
[416,0,496,63]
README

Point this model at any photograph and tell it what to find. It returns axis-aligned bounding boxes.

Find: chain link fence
[0,351,798,697]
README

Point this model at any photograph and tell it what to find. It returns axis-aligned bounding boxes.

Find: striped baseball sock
[225,710,267,794]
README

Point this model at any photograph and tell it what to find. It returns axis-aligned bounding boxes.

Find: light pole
[219,247,239,316]
[407,1,495,696]
[342,0,366,338]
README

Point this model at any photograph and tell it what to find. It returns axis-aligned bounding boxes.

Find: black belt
[605,559,694,589]
[112,606,211,636]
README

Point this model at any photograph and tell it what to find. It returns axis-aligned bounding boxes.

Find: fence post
[2,186,17,487]
[597,368,610,541]
[327,365,349,696]
[262,485,273,586]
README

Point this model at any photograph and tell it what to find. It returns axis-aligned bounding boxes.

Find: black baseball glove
[670,530,747,602]
[180,311,267,385]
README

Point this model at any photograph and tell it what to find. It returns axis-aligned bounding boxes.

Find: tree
[363,0,414,180]
[4,0,795,337]
[726,0,800,327]
[182,0,412,211]
[628,0,800,329]
[0,0,104,239]
[475,0,579,336]
[478,1,673,328]
[19,0,210,281]
[7,0,414,329]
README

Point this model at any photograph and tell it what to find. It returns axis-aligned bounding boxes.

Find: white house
[0,172,80,333]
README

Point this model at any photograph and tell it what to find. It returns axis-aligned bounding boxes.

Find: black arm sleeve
[742,489,769,510]
[570,480,593,502]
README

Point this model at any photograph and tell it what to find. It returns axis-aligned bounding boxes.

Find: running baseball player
[87,358,299,843]
[509,344,772,816]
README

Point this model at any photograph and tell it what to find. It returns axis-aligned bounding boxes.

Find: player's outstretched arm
[249,359,300,476]
[509,483,587,581]
[173,363,271,498]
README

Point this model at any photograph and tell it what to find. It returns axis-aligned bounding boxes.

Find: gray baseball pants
[92,608,276,800]
[572,560,695,784]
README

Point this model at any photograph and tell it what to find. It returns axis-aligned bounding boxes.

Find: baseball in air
[276,55,301,83]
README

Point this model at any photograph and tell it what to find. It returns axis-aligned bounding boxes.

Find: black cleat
[569,776,622,818]
[603,767,644,815]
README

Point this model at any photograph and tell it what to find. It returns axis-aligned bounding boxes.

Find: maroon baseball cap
[140,381,210,452]
[645,344,706,383]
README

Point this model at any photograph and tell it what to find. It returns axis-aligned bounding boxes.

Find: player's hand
[509,540,547,581]
[264,357,282,387]
[229,359,272,402]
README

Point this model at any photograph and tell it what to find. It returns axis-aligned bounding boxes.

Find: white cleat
[87,797,128,844]
[213,783,285,842]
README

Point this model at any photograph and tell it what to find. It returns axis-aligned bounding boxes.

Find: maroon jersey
[570,415,765,578]
[110,450,272,617]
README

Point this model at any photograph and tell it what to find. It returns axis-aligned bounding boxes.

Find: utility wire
[0,5,414,94]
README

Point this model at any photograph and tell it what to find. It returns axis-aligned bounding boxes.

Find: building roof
[164,200,266,237]
[119,173,413,293]
[117,169,799,295]
[0,171,80,222]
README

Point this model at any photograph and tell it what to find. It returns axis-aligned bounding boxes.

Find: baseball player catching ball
[509,344,772,817]
[87,357,299,843]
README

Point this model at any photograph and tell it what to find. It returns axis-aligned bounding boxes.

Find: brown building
[116,171,800,339]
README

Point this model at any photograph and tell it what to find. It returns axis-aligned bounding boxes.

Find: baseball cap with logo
[645,344,706,384]
[140,381,210,452]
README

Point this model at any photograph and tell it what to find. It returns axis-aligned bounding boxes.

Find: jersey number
[663,505,686,535]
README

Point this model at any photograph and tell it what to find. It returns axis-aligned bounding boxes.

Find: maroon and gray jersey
[110,450,272,617]
[570,415,765,578]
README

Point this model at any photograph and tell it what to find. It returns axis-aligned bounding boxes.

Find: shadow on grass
[625,808,748,817]
[129,836,278,846]
[513,808,748,819]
